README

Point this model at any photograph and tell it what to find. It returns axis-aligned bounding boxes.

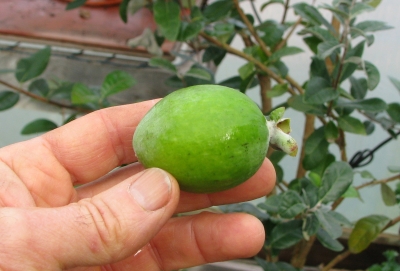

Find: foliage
[368,250,400,271]
[0,0,399,270]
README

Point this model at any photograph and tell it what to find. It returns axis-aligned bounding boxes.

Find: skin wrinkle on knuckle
[189,217,210,264]
[97,110,127,166]
[77,198,125,260]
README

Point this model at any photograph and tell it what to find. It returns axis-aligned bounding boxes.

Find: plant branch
[296,114,315,178]
[250,0,262,24]
[275,18,302,51]
[233,0,272,57]
[322,250,352,271]
[356,173,400,190]
[332,173,400,210]
[281,0,290,24]
[322,215,400,271]
[200,32,298,95]
[382,215,400,231]
[0,79,91,114]
[291,235,317,268]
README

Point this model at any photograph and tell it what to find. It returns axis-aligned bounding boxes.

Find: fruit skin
[133,85,269,193]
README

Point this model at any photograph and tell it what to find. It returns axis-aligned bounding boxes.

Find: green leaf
[260,0,284,11]
[317,41,343,59]
[337,41,365,83]
[338,116,367,135]
[388,166,400,173]
[203,46,227,66]
[304,77,339,105]
[315,209,343,239]
[203,0,233,22]
[149,57,177,73]
[259,194,281,215]
[381,183,397,206]
[312,154,336,178]
[218,76,258,90]
[269,107,285,122]
[52,81,75,100]
[15,46,51,83]
[304,213,320,238]
[270,60,288,77]
[350,77,368,99]
[319,161,353,203]
[348,215,390,253]
[330,211,352,227]
[270,220,303,249]
[258,21,286,47]
[303,127,329,170]
[310,57,330,81]
[363,0,381,8]
[153,0,181,41]
[298,26,336,42]
[288,95,327,116]
[267,84,288,98]
[119,0,131,23]
[28,78,50,97]
[219,203,269,220]
[101,70,136,98]
[0,91,19,111]
[71,83,99,105]
[66,0,87,10]
[354,20,393,35]
[335,98,387,113]
[21,119,58,135]
[238,62,255,80]
[279,190,307,219]
[177,21,203,41]
[325,121,339,142]
[63,114,77,125]
[364,61,380,90]
[270,47,303,62]
[389,76,400,93]
[342,186,362,200]
[360,170,375,179]
[185,67,212,81]
[317,228,344,252]
[303,36,321,54]
[239,72,257,93]
[387,103,400,123]
[0,69,17,74]
[350,2,374,18]
[293,3,334,32]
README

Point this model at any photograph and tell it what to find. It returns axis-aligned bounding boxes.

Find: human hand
[0,100,276,270]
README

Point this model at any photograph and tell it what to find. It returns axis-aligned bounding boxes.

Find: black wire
[349,131,400,168]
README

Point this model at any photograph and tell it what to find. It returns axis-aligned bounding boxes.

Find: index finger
[42,100,159,184]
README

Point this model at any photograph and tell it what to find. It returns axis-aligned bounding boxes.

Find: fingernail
[129,168,172,211]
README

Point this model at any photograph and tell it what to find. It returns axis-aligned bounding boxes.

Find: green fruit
[133,85,269,193]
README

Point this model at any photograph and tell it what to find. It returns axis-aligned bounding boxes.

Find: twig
[322,216,400,271]
[0,79,92,114]
[275,17,302,51]
[322,250,352,271]
[233,0,272,57]
[281,0,290,24]
[199,32,297,95]
[291,236,317,268]
[356,174,400,190]
[250,0,262,24]
[296,114,315,178]
[382,215,400,231]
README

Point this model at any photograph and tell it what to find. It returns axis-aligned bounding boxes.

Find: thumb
[2,168,179,270]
